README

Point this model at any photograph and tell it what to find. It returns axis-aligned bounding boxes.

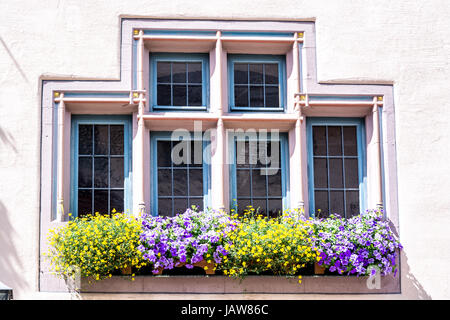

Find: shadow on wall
[0,200,27,295]
[400,249,432,299]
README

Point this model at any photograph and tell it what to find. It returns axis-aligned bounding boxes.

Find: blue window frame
[228,54,286,112]
[70,115,132,217]
[229,132,290,216]
[150,53,210,111]
[150,132,211,216]
[306,117,367,218]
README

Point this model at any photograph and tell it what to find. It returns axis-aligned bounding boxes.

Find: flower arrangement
[218,207,320,283]
[138,207,238,274]
[312,209,402,276]
[46,212,146,281]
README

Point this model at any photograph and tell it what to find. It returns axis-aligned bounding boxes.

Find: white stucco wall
[0,0,449,299]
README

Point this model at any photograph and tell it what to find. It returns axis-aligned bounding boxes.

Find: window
[150,53,209,111]
[71,115,132,217]
[150,132,211,216]
[229,132,289,216]
[307,118,366,219]
[228,54,286,111]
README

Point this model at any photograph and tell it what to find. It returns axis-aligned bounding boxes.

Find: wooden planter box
[314,262,326,275]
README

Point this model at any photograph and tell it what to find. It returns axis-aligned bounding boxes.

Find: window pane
[93,190,108,214]
[157,84,171,106]
[78,157,92,188]
[268,199,282,218]
[267,170,282,196]
[172,62,186,83]
[250,86,264,107]
[264,64,279,84]
[252,169,266,197]
[110,157,124,188]
[110,125,124,155]
[234,86,248,107]
[343,126,358,156]
[329,158,343,188]
[110,190,124,213]
[78,125,92,155]
[188,85,202,106]
[158,198,172,217]
[253,199,267,216]
[236,169,251,197]
[172,140,189,167]
[234,63,248,84]
[94,157,108,188]
[189,169,203,196]
[314,190,328,218]
[327,126,342,156]
[190,140,203,167]
[173,85,187,106]
[313,158,328,188]
[344,158,359,188]
[249,64,263,84]
[329,191,344,216]
[265,86,279,107]
[173,198,188,215]
[173,169,187,196]
[346,191,360,218]
[157,62,171,83]
[313,126,327,156]
[187,62,202,83]
[189,198,204,211]
[157,169,172,196]
[94,125,108,155]
[237,198,251,215]
[157,141,172,167]
[78,190,92,216]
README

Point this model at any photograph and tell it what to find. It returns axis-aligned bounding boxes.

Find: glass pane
[234,86,248,107]
[190,140,203,167]
[234,63,248,84]
[173,85,187,106]
[346,191,360,218]
[78,189,92,216]
[314,190,328,218]
[189,169,203,196]
[249,64,263,84]
[158,198,172,217]
[236,141,250,167]
[236,169,251,197]
[267,170,282,196]
[110,190,124,213]
[264,64,279,84]
[94,157,108,188]
[329,158,343,188]
[343,126,358,156]
[313,158,328,188]
[173,169,187,196]
[329,191,344,216]
[313,126,327,156]
[93,190,109,214]
[78,157,92,188]
[94,125,108,155]
[110,157,124,188]
[252,169,266,197]
[265,86,279,107]
[237,198,251,215]
[249,85,264,107]
[173,198,188,215]
[172,140,189,167]
[327,126,342,156]
[172,62,187,83]
[78,125,92,155]
[110,125,124,155]
[253,199,267,216]
[157,62,171,83]
[344,158,359,188]
[157,84,171,106]
[187,62,202,83]
[188,85,202,106]
[157,169,172,196]
[268,199,282,218]
[157,141,172,167]
[189,197,204,211]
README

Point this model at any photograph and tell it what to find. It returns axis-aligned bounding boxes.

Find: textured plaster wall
[0,0,449,299]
